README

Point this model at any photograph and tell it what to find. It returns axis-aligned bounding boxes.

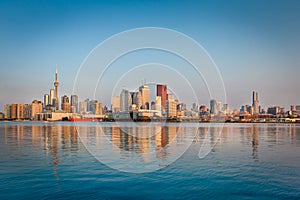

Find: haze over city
[0,0,300,110]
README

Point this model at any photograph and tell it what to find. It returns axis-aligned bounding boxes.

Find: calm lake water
[0,122,299,199]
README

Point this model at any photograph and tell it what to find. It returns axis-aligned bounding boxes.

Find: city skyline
[1,65,300,114]
[0,1,300,110]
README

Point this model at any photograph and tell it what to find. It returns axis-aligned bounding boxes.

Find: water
[0,122,299,199]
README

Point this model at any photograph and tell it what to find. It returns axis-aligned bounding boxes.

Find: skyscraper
[252,91,259,114]
[155,96,162,111]
[61,95,70,113]
[71,94,79,113]
[112,96,120,113]
[44,94,49,107]
[79,101,88,114]
[50,89,55,106]
[131,91,142,109]
[139,85,150,109]
[167,99,177,118]
[210,99,217,115]
[157,84,167,110]
[120,89,131,112]
[54,65,59,110]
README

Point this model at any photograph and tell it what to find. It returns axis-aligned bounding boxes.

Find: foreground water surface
[0,122,299,199]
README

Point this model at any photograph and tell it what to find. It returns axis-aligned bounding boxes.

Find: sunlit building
[50,89,55,106]
[44,94,49,107]
[155,96,162,111]
[31,100,43,119]
[252,91,260,114]
[167,99,177,118]
[139,85,150,109]
[112,96,120,113]
[79,101,88,114]
[157,84,167,110]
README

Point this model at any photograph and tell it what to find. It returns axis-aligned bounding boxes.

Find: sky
[0,0,300,111]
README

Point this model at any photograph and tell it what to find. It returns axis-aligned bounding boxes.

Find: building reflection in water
[2,122,299,170]
[251,125,259,162]
[3,124,79,180]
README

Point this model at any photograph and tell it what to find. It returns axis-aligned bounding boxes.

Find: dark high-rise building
[61,95,70,112]
[210,99,217,115]
[61,95,69,104]
[157,84,167,110]
[71,94,79,113]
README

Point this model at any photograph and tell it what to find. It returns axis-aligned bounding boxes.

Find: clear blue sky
[0,0,299,110]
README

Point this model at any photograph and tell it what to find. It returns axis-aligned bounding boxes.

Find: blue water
[0,122,299,199]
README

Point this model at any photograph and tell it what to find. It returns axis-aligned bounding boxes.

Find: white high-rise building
[120,89,132,112]
[155,96,162,111]
[139,85,150,109]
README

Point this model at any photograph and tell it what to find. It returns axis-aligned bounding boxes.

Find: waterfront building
[71,94,79,113]
[131,91,142,109]
[217,101,222,113]
[61,95,71,113]
[4,104,11,119]
[291,106,295,112]
[139,85,150,109]
[167,99,177,118]
[280,107,285,114]
[89,100,102,115]
[210,99,217,115]
[17,104,24,119]
[267,106,280,115]
[61,95,69,108]
[95,102,103,115]
[167,93,173,101]
[62,102,71,113]
[50,89,55,106]
[192,103,199,111]
[247,105,254,115]
[24,104,31,119]
[112,96,120,113]
[223,104,230,114]
[120,89,132,112]
[151,101,156,110]
[11,104,17,119]
[240,105,246,113]
[44,94,49,107]
[31,100,43,119]
[157,84,167,110]
[79,101,88,114]
[252,91,260,114]
[155,96,162,111]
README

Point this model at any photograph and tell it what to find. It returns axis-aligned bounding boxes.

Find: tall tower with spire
[54,65,59,110]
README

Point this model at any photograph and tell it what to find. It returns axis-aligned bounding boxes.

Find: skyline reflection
[1,122,299,172]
